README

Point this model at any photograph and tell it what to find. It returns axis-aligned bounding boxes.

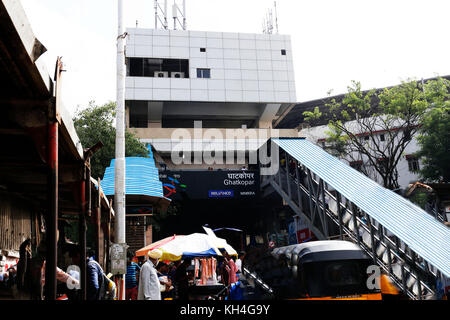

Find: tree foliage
[73,101,149,179]
[303,78,450,190]
[416,102,450,182]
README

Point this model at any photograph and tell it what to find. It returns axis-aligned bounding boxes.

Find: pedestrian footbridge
[261,138,450,300]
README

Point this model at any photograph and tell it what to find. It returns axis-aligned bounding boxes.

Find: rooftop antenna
[274,1,279,34]
[154,0,169,29]
[263,8,273,34]
[262,2,279,34]
[172,0,187,30]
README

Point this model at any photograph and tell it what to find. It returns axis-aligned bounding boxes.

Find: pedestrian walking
[235,251,246,274]
[86,249,104,301]
[125,250,141,300]
[157,262,174,299]
[222,250,238,284]
[137,249,162,300]
[29,240,79,300]
[217,256,230,287]
[174,259,191,300]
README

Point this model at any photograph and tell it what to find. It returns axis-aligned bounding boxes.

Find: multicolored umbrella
[135,235,182,257]
[136,232,237,261]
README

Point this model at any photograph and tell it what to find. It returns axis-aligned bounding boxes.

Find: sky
[20,0,450,117]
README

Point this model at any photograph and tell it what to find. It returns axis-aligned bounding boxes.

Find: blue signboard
[208,190,234,198]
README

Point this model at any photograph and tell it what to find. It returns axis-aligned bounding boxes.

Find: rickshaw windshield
[302,259,376,298]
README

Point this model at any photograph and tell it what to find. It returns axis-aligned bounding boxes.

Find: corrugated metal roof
[101,148,167,200]
[273,138,450,277]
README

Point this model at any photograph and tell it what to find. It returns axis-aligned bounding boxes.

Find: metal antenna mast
[262,2,279,34]
[274,1,279,34]
[154,0,169,29]
[263,8,273,34]
[172,0,187,30]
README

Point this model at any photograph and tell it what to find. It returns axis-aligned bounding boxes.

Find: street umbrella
[136,233,222,262]
[135,235,183,257]
[203,226,238,257]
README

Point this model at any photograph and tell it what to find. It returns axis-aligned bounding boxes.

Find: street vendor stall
[136,231,237,300]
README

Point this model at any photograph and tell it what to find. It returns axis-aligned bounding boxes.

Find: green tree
[416,103,450,182]
[304,78,450,190]
[73,101,149,179]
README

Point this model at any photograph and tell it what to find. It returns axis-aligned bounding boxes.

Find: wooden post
[79,170,87,300]
[96,178,102,268]
[45,120,58,301]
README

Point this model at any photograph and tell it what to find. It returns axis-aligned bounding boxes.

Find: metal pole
[164,0,168,29]
[182,0,186,30]
[79,175,87,300]
[336,192,344,240]
[154,0,158,29]
[367,216,377,264]
[285,153,291,198]
[319,179,328,238]
[294,161,303,210]
[351,203,361,247]
[116,0,126,300]
[45,120,58,300]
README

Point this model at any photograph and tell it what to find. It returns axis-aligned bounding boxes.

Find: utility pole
[115,0,126,300]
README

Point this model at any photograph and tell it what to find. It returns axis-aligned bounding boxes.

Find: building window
[129,102,148,128]
[380,134,385,142]
[127,57,189,78]
[350,161,363,172]
[200,48,206,52]
[197,68,211,78]
[377,157,388,174]
[281,49,286,55]
[406,155,420,173]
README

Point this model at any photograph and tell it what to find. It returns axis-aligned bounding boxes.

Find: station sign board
[159,170,260,200]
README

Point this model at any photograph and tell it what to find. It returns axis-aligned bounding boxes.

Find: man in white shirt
[138,249,163,300]
[235,251,246,274]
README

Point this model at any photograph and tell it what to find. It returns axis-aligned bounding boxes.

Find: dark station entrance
[153,170,291,251]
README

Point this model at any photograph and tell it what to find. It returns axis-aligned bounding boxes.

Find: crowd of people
[0,237,119,301]
[125,248,246,300]
[1,236,246,301]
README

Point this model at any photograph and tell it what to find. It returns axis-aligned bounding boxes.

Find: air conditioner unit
[154,71,169,78]
[171,72,185,79]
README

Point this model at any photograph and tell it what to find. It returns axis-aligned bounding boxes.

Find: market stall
[136,231,237,300]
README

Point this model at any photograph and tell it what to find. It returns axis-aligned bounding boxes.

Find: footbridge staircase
[261,138,450,300]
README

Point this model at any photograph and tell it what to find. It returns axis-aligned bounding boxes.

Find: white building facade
[124,27,299,169]
[125,28,296,105]
[300,123,422,189]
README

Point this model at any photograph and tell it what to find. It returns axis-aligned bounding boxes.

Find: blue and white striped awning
[273,138,450,278]
[101,158,164,198]
[101,147,169,203]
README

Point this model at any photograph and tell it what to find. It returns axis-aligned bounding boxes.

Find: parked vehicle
[243,240,400,300]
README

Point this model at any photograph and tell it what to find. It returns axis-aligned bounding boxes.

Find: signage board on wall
[159,170,260,200]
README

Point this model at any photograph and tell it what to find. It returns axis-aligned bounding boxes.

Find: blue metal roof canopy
[101,147,170,209]
[273,138,450,278]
